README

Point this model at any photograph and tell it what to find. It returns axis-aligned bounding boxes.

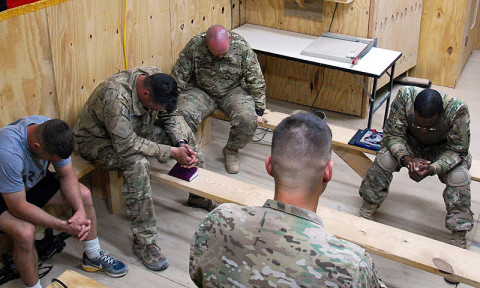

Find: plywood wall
[0,9,57,126]
[46,0,125,126]
[169,0,232,67]
[244,0,370,117]
[477,0,480,50]
[460,0,479,70]
[369,0,423,88]
[0,0,235,128]
[410,0,470,87]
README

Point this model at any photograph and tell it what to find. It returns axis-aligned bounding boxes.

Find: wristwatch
[400,155,409,167]
[176,139,188,147]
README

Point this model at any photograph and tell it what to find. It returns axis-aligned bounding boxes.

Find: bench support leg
[333,146,373,179]
[92,165,124,214]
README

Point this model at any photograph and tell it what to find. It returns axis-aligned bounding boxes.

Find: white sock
[26,279,41,288]
[83,237,101,260]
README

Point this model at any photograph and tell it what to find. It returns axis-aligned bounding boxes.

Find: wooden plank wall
[169,0,232,66]
[0,0,235,128]
[477,0,480,50]
[0,9,58,126]
[410,0,474,88]
[244,0,370,117]
[460,0,480,70]
[369,0,423,88]
[46,0,125,127]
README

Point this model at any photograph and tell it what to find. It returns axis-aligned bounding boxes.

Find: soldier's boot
[132,242,169,271]
[223,146,240,174]
[450,231,467,249]
[187,194,220,212]
[359,200,379,220]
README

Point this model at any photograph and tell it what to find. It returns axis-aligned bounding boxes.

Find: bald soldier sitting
[190,114,386,288]
[171,24,266,175]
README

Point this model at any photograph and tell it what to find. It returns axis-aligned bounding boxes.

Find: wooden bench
[149,165,480,287]
[208,109,480,181]
[71,153,124,214]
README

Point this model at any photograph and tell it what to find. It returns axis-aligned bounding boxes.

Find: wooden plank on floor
[47,270,108,288]
[150,167,480,287]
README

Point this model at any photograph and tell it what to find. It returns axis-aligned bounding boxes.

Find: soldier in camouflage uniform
[190,114,386,288]
[359,87,472,248]
[171,24,266,175]
[74,67,202,271]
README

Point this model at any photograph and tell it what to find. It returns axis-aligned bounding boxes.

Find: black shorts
[0,171,60,216]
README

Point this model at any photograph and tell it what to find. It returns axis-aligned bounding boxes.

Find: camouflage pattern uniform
[190,200,386,288]
[171,31,266,151]
[74,66,202,245]
[359,86,473,233]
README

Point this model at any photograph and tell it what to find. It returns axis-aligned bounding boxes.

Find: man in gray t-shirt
[0,116,127,288]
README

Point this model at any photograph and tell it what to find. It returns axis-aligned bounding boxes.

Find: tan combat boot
[359,200,379,220]
[223,146,239,174]
[450,231,467,249]
[132,242,169,271]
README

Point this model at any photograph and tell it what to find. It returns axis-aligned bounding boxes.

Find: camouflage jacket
[383,86,470,175]
[190,199,386,288]
[171,31,266,111]
[74,66,184,162]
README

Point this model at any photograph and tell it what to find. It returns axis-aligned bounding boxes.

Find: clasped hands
[171,143,198,168]
[404,156,435,182]
[65,210,91,241]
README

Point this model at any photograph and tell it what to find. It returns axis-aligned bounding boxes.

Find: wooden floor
[5,51,480,288]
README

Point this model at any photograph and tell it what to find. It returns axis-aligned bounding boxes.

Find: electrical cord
[251,127,271,144]
[328,3,339,32]
[309,2,338,114]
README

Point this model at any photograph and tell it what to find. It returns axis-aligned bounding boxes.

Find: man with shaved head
[171,25,266,178]
[189,113,386,287]
[359,87,472,249]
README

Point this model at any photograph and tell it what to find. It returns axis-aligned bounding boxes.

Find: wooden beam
[150,167,480,287]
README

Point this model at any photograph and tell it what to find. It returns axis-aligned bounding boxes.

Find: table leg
[383,63,396,128]
[367,78,378,129]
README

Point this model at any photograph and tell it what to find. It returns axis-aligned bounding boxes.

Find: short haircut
[414,89,443,118]
[144,73,178,113]
[272,113,332,167]
[37,119,74,159]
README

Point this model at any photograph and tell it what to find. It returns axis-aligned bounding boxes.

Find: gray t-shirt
[0,115,70,193]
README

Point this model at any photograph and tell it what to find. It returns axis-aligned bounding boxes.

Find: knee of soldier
[230,111,257,131]
[124,155,150,175]
[376,148,398,172]
[445,165,471,187]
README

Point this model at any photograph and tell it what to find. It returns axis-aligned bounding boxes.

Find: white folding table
[232,24,402,128]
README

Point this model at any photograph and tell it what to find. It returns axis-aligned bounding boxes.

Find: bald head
[205,25,231,58]
[269,113,333,198]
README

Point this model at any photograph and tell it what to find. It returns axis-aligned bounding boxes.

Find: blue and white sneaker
[81,250,128,277]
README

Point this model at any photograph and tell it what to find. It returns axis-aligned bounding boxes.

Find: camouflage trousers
[77,119,202,245]
[177,85,258,151]
[359,147,473,233]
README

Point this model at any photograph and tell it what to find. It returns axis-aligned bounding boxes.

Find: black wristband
[400,155,409,167]
[176,140,188,147]
[255,109,264,116]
